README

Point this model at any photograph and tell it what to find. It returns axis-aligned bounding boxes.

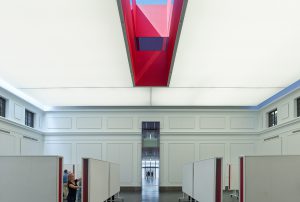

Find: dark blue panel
[137,37,164,51]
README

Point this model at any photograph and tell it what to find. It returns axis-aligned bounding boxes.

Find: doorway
[141,122,160,201]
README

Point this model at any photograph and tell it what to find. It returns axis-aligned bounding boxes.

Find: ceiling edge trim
[256,79,300,110]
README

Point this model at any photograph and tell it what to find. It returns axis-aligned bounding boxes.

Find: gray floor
[118,174,240,202]
[119,190,239,202]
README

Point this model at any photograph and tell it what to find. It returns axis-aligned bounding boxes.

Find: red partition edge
[58,158,62,202]
[215,158,222,202]
[83,159,89,202]
[240,157,244,202]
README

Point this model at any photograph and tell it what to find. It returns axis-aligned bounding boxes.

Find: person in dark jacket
[67,173,79,202]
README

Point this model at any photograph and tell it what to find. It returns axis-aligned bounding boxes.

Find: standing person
[63,170,69,199]
[63,170,69,183]
[67,173,79,202]
[76,177,82,202]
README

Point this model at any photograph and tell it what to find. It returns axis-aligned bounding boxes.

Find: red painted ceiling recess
[120,0,185,86]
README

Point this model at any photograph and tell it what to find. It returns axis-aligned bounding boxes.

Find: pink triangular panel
[135,6,161,37]
[136,5,169,37]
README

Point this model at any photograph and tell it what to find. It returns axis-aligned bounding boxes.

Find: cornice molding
[0,116,43,135]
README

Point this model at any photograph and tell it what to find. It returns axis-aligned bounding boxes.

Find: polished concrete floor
[64,175,239,202]
[120,190,239,202]
[120,176,239,202]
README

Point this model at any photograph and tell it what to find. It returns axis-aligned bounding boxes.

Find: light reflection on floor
[142,168,159,202]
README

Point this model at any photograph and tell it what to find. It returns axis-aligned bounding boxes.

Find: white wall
[0,88,44,130]
[43,110,258,134]
[2,84,300,188]
[0,88,44,156]
[257,89,300,156]
[44,133,256,187]
[0,119,44,156]
[42,109,258,187]
[42,87,300,188]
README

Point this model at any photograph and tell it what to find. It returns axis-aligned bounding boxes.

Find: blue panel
[256,79,300,109]
[211,79,300,110]
[137,0,167,4]
[137,37,163,51]
[130,0,174,5]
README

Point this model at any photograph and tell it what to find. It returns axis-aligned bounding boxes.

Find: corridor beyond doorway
[141,122,160,202]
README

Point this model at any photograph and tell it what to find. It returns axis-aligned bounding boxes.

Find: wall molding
[43,131,259,136]
[2,106,300,139]
[258,117,300,135]
[0,116,43,135]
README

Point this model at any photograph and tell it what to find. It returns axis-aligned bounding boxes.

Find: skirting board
[120,187,141,192]
[160,186,182,192]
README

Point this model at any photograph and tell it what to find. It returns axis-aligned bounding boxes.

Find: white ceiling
[171,0,300,88]
[0,0,299,108]
[0,0,132,88]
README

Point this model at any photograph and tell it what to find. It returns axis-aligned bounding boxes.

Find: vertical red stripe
[83,159,89,202]
[58,158,63,202]
[229,164,231,190]
[215,158,222,202]
[240,157,244,202]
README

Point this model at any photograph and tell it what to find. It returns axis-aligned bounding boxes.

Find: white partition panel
[194,159,216,202]
[89,159,109,202]
[109,162,120,197]
[193,158,222,202]
[229,164,239,190]
[182,162,194,197]
[0,156,62,202]
[241,156,300,202]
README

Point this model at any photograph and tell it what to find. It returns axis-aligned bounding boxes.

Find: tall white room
[0,0,300,201]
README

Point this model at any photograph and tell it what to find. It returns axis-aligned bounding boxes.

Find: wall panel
[169,117,195,129]
[199,143,225,160]
[44,143,72,164]
[76,117,102,129]
[47,117,72,129]
[14,103,23,121]
[287,133,300,155]
[230,117,255,129]
[230,143,254,163]
[0,131,16,155]
[106,143,133,185]
[168,143,195,184]
[21,138,42,155]
[107,117,133,129]
[200,117,226,129]
[257,138,282,155]
[76,143,102,164]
